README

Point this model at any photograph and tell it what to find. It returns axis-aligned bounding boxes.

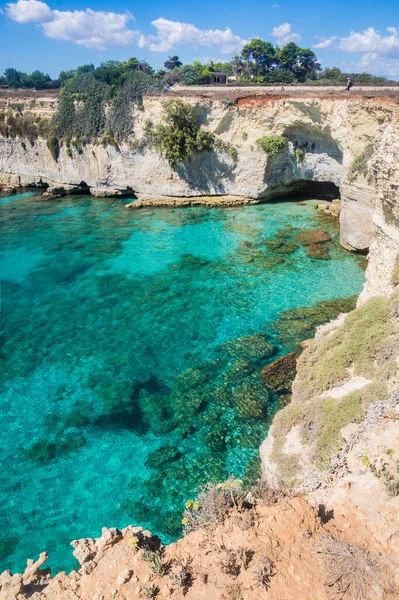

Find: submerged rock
[260,352,299,395]
[274,241,299,255]
[174,367,209,392]
[230,377,270,420]
[271,296,357,347]
[264,239,299,254]
[295,229,331,246]
[23,433,86,463]
[305,244,330,260]
[222,333,275,363]
[264,239,284,249]
[275,225,296,239]
[145,445,182,469]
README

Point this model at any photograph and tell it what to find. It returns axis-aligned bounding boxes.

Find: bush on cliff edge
[152,99,215,166]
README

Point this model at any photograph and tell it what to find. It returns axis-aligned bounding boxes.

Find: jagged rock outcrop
[260,109,399,504]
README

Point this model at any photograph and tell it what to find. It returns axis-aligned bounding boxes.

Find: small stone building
[210,71,229,84]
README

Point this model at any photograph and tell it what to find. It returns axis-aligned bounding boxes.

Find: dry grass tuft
[318,536,381,599]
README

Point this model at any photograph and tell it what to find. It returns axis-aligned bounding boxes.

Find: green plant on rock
[256,135,288,158]
[295,148,305,162]
[362,453,399,497]
[141,547,171,575]
[242,132,248,140]
[229,145,238,161]
[47,133,59,161]
[182,476,247,534]
[347,143,374,182]
[168,556,193,592]
[392,253,399,286]
[154,99,214,166]
[143,583,159,599]
[66,148,73,158]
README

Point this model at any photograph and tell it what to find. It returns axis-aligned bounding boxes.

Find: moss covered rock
[222,333,275,364]
[260,352,299,395]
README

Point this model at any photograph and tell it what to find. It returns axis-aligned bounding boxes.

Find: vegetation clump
[0,110,50,143]
[253,557,275,589]
[295,148,305,162]
[182,477,248,534]
[52,66,162,143]
[297,296,397,391]
[47,132,59,161]
[153,100,215,166]
[168,556,193,592]
[347,143,374,182]
[362,451,399,497]
[256,135,288,158]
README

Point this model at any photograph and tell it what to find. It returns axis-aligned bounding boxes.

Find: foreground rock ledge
[125,195,259,209]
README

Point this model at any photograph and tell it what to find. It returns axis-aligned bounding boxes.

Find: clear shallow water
[0,192,365,573]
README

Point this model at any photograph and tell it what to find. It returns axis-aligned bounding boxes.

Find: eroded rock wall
[0,96,393,202]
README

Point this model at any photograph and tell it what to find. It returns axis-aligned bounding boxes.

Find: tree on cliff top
[164,55,182,70]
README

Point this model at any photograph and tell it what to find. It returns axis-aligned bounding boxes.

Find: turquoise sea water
[0,192,365,573]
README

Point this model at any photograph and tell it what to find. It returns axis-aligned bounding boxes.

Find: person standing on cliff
[345,77,353,91]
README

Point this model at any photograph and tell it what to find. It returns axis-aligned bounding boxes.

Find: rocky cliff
[0,93,397,252]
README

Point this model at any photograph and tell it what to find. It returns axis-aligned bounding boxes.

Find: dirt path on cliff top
[2,85,399,104]
[164,85,399,102]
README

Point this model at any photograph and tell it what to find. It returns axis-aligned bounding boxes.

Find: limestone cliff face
[0,95,396,250]
[260,100,399,493]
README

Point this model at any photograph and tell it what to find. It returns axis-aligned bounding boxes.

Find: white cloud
[6,0,136,49]
[338,27,399,77]
[340,27,399,57]
[313,36,337,49]
[43,9,135,49]
[272,22,301,45]
[6,0,51,23]
[138,18,246,53]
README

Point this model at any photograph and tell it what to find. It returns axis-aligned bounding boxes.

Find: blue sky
[1,0,399,78]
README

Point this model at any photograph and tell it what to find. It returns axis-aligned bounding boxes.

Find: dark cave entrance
[268,180,341,202]
[293,180,340,199]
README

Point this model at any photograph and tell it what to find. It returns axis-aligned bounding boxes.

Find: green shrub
[242,132,248,140]
[229,145,238,161]
[154,99,214,166]
[295,148,305,162]
[256,135,288,158]
[66,148,73,158]
[47,133,59,161]
[0,111,50,144]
